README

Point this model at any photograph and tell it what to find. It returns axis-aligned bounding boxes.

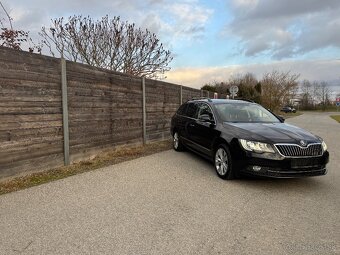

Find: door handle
[189,123,195,127]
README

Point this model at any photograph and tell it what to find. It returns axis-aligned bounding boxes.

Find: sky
[1,0,340,95]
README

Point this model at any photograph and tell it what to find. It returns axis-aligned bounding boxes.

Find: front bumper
[237,151,329,178]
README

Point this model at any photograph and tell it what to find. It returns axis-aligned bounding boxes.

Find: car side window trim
[185,102,200,119]
[197,102,216,123]
[176,101,217,122]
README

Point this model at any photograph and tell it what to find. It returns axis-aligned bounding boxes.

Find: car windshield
[214,103,280,123]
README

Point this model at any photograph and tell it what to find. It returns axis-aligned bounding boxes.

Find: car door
[183,102,199,149]
[189,102,219,156]
[172,103,188,139]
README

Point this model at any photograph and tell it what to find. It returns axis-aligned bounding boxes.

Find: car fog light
[253,166,262,172]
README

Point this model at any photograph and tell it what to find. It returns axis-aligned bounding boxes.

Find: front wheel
[173,132,184,151]
[214,144,235,180]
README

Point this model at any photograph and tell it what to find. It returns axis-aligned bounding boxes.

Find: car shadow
[234,176,328,192]
[182,149,328,193]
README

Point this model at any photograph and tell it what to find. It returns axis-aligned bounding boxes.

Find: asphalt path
[0,112,339,255]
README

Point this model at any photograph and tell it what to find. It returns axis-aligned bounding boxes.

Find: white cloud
[166,59,340,93]
[227,0,340,59]
[3,0,213,44]
[169,2,211,24]
[137,1,213,41]
[140,13,169,35]
[160,1,213,40]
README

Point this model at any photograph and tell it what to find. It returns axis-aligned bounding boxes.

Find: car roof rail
[236,98,255,103]
[189,97,212,102]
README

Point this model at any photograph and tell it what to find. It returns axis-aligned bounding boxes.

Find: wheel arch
[171,127,177,136]
[212,137,241,161]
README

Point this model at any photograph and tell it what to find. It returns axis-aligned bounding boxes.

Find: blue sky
[1,0,340,94]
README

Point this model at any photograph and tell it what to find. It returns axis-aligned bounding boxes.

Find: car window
[185,103,199,119]
[176,103,187,115]
[215,103,280,123]
[198,103,214,120]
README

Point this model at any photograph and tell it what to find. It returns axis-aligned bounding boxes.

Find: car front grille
[275,143,323,157]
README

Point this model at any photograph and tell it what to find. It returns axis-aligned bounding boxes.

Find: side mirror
[199,114,214,123]
[267,108,285,123]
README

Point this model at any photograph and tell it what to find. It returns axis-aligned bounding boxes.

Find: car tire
[214,144,235,180]
[173,131,184,151]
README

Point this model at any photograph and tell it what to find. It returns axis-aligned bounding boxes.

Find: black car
[280,106,296,113]
[170,99,329,179]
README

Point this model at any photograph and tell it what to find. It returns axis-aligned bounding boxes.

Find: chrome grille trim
[274,143,323,158]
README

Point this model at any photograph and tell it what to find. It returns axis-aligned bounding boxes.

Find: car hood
[223,122,320,144]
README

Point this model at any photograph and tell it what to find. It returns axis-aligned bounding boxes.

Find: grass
[330,115,340,123]
[0,140,172,196]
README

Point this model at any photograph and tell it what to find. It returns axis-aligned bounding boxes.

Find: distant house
[289,98,302,106]
[289,93,304,106]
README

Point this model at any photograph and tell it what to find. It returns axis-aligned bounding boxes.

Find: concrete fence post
[180,85,183,104]
[61,58,70,165]
[142,77,146,145]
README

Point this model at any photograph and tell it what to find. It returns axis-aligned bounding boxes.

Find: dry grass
[0,140,172,196]
[330,115,340,123]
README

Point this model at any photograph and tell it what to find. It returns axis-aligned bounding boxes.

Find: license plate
[291,158,322,168]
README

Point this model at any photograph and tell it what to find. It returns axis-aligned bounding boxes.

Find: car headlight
[321,140,327,152]
[239,139,275,153]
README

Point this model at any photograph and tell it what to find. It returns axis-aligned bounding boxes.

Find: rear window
[185,103,199,119]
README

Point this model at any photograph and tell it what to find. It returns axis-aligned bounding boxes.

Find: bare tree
[0,1,12,29]
[260,70,300,111]
[40,15,173,79]
[301,80,312,109]
[318,81,332,111]
[0,1,42,52]
[300,80,324,110]
[0,1,25,50]
[311,81,321,108]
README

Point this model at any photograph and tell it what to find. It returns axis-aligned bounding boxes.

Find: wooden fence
[0,46,225,179]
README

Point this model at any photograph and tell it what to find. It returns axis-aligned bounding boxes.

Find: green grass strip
[330,115,340,123]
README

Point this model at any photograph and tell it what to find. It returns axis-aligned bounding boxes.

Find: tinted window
[176,103,187,115]
[185,103,199,119]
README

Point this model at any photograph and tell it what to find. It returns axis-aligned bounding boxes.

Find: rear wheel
[173,131,184,151]
[214,144,235,180]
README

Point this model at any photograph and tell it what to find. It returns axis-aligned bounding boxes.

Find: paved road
[0,112,339,255]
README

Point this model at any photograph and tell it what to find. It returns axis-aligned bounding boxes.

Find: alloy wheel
[173,132,179,149]
[215,148,228,175]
